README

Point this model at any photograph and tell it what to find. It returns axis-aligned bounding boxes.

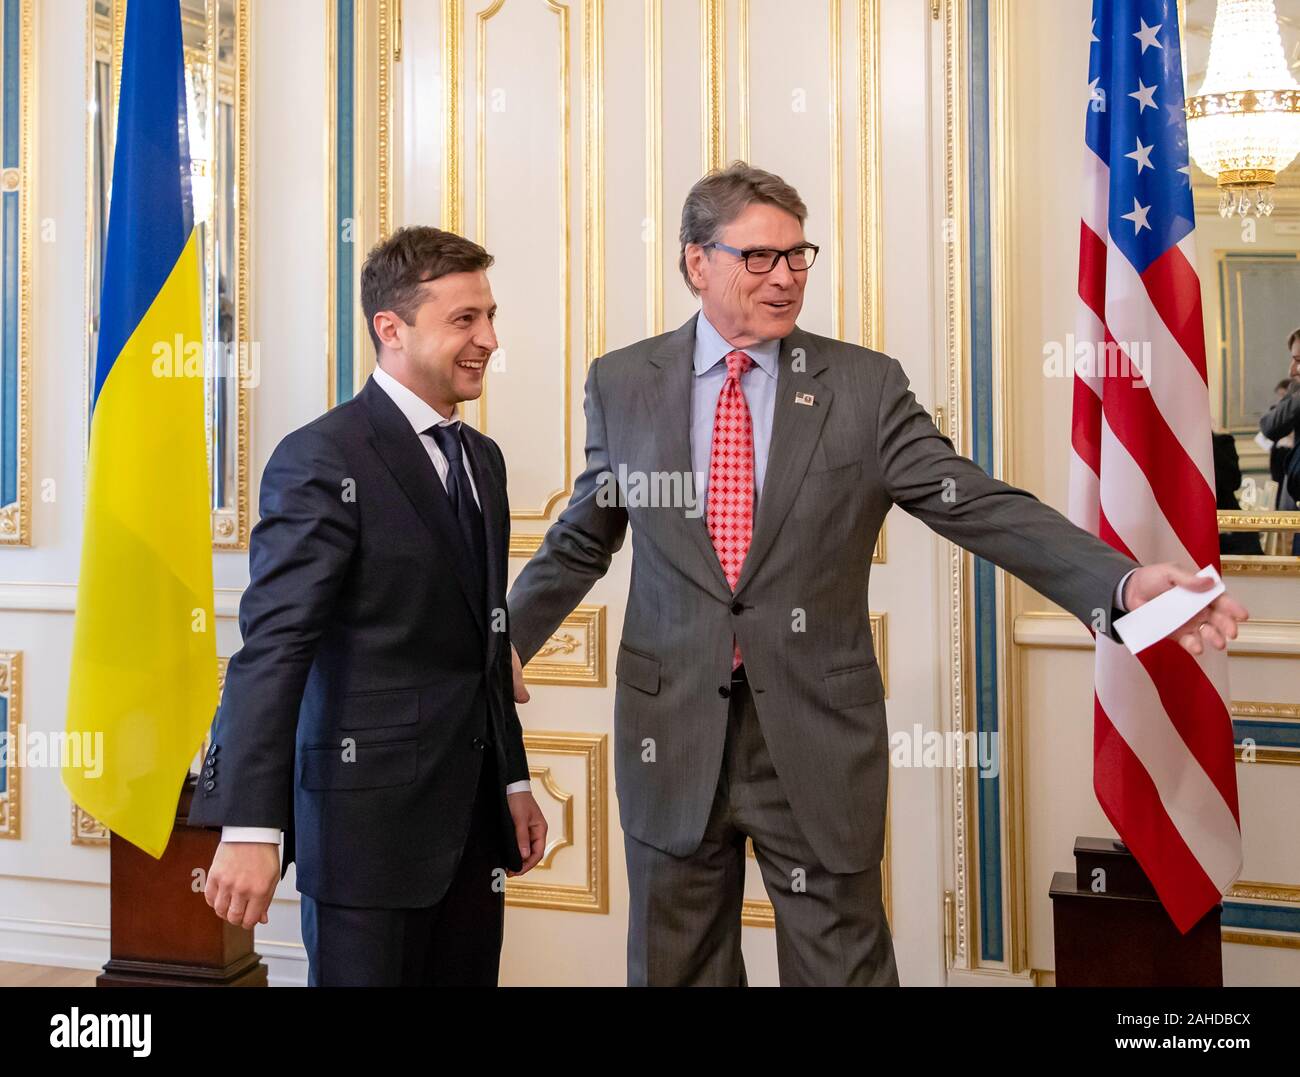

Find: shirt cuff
[1114,568,1138,614]
[221,826,282,844]
[505,780,531,796]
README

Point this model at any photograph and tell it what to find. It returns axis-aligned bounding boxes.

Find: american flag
[1068,0,1242,933]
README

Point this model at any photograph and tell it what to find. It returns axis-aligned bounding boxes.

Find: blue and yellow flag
[64,0,217,858]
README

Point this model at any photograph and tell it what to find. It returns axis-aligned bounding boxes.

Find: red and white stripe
[1069,143,1241,934]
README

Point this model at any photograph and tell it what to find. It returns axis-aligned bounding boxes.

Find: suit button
[203,767,215,779]
[472,737,486,749]
[207,744,219,756]
[730,601,744,615]
[718,685,730,699]
[203,780,215,791]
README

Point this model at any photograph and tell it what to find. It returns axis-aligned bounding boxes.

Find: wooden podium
[97,775,268,987]
[1049,836,1222,986]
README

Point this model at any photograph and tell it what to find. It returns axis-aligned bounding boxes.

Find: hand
[506,791,547,876]
[1122,563,1250,656]
[510,643,530,704]
[203,841,280,931]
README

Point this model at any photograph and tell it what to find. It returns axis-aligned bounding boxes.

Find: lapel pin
[794,392,816,407]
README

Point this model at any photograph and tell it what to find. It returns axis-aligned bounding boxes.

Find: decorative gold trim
[530,764,574,869]
[1222,929,1300,950]
[1231,699,1300,764]
[700,0,723,173]
[377,0,393,242]
[736,0,748,163]
[213,0,251,551]
[1218,510,1300,532]
[0,653,21,838]
[1222,555,1300,576]
[441,0,463,232]
[872,522,885,563]
[509,531,544,558]
[0,0,32,546]
[523,604,605,686]
[1231,700,1300,721]
[583,0,603,363]
[943,0,975,972]
[869,610,888,697]
[988,0,1027,976]
[858,0,882,352]
[644,0,662,336]
[474,0,575,521]
[1229,881,1300,903]
[506,732,608,913]
[326,0,339,410]
[828,0,843,339]
[740,898,773,928]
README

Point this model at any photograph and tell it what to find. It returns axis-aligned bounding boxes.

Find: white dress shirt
[222,366,529,850]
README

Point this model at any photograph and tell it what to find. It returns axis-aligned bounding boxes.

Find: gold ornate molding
[523,604,605,687]
[858,0,883,352]
[868,610,888,696]
[700,0,724,173]
[943,0,975,973]
[0,0,32,546]
[0,653,21,838]
[506,731,608,913]
[442,0,462,232]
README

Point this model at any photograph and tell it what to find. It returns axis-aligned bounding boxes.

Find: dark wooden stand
[97,775,268,987]
[1049,836,1222,986]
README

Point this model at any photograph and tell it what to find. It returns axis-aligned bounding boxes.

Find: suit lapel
[460,424,505,666]
[643,316,733,600]
[359,378,487,636]
[733,328,832,598]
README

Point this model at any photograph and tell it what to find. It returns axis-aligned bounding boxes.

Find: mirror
[1184,0,1300,570]
[86,0,250,549]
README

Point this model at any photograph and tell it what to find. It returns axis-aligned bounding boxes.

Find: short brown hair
[360,226,494,354]
[678,161,808,296]
[1288,327,1300,351]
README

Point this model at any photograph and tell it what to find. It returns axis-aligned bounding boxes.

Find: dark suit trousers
[624,671,899,987]
[300,753,506,987]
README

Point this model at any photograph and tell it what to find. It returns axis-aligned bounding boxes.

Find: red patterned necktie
[706,350,755,670]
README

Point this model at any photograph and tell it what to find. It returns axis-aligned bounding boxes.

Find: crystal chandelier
[1186,0,1300,218]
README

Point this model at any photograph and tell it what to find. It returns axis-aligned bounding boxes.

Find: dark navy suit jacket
[188,375,528,907]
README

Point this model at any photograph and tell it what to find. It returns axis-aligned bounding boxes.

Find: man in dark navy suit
[189,227,546,986]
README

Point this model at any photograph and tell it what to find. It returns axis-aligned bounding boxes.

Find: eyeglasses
[702,241,820,274]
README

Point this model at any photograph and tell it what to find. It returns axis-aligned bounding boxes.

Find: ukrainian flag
[64,0,217,858]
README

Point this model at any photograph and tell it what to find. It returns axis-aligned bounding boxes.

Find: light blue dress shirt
[690,310,780,503]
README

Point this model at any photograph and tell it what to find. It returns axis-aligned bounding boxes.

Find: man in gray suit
[506,162,1247,986]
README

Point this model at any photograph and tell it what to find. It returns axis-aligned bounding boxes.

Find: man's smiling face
[685,201,809,347]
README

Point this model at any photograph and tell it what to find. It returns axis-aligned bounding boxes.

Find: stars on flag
[1121,197,1152,234]
[1126,136,1155,173]
[1134,18,1163,53]
[1129,80,1157,112]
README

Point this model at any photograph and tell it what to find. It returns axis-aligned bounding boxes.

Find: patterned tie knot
[724,350,753,381]
[426,421,463,464]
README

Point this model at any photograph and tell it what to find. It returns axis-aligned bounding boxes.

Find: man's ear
[685,245,707,293]
[372,309,402,351]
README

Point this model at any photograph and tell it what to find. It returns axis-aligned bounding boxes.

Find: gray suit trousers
[625,670,899,987]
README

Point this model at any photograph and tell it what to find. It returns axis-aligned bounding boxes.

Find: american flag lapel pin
[794,391,815,407]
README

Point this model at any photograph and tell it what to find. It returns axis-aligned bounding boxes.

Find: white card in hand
[1113,565,1225,656]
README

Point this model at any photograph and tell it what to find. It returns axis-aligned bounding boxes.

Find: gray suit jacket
[508,314,1136,874]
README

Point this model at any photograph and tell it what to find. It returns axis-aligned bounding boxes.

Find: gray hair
[678,161,808,296]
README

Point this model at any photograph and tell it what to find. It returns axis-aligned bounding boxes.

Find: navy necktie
[426,422,487,598]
